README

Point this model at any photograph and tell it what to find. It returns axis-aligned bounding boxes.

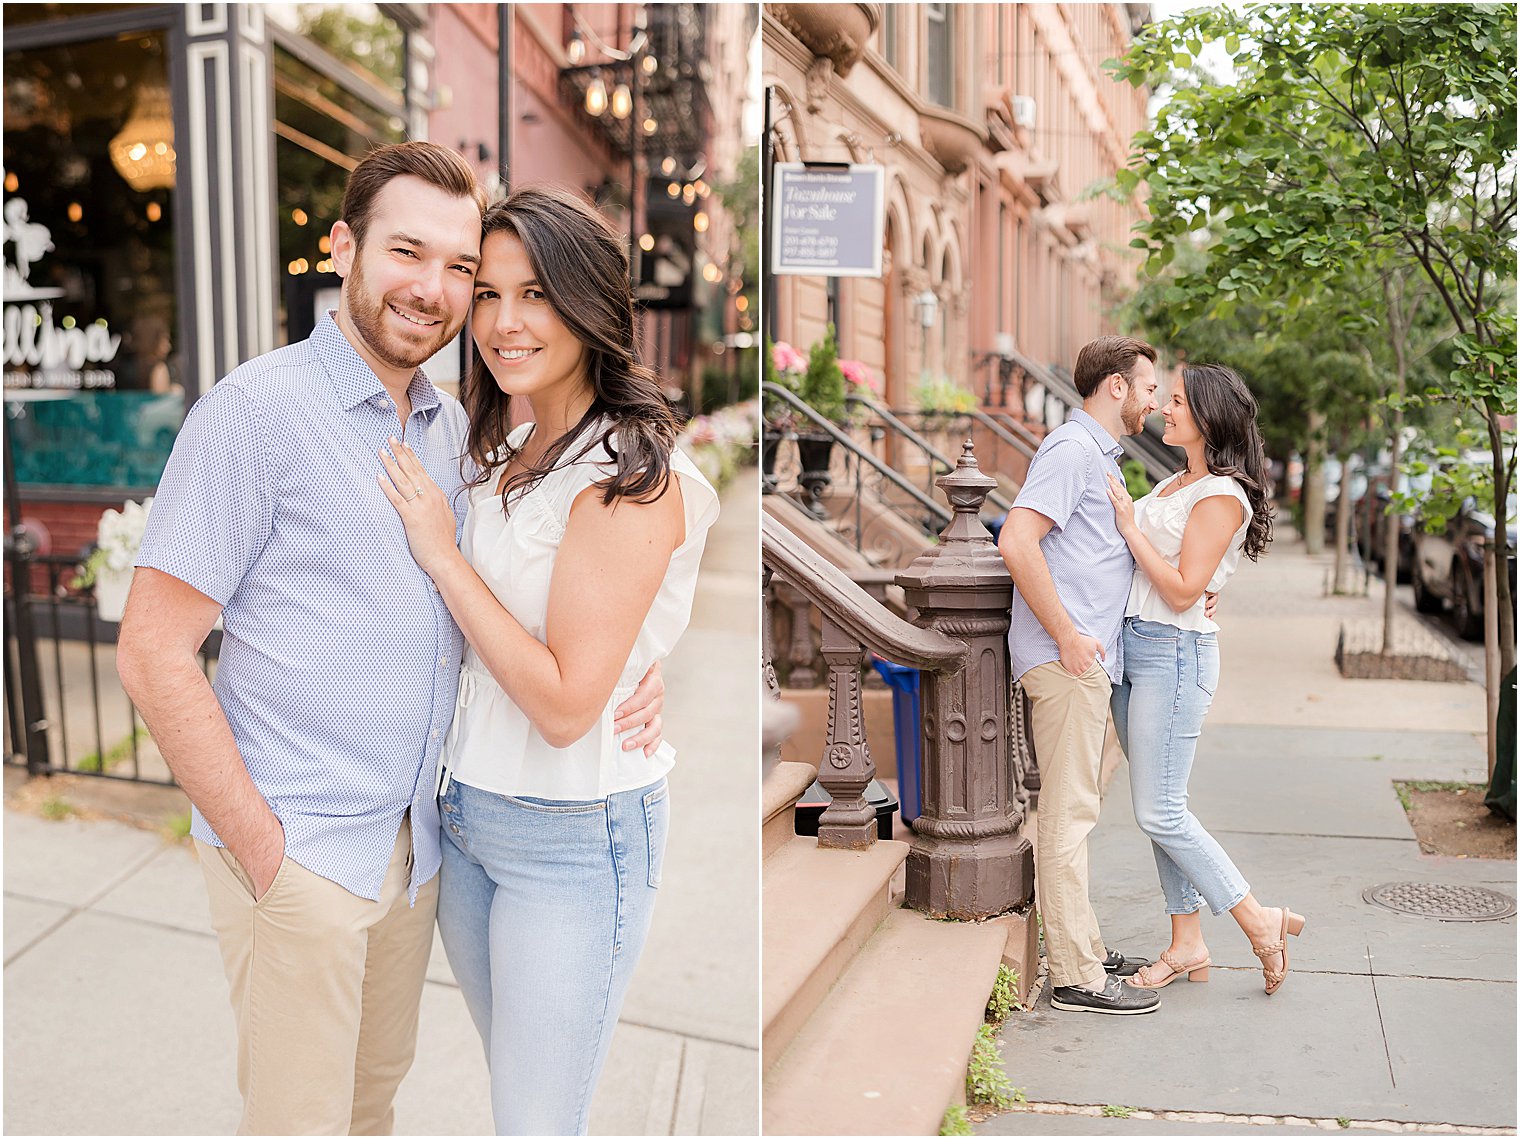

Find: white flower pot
[94,565,134,624]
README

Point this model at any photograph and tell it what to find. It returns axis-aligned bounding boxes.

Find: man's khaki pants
[197,818,438,1136]
[1022,661,1112,991]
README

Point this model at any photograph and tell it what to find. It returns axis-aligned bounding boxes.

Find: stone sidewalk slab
[999,968,1511,1128]
[5,909,243,1135]
[1376,975,1518,1126]
[980,1113,1405,1135]
[3,810,165,909]
[1091,759,1516,982]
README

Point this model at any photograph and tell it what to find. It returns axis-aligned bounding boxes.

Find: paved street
[3,467,760,1137]
[980,529,1515,1135]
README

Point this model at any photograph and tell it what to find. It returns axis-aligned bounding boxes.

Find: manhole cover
[1362,881,1517,922]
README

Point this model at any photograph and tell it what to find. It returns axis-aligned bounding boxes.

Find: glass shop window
[273,33,406,345]
[3,28,182,491]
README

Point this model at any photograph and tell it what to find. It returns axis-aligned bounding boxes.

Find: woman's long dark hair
[461,186,678,511]
[1181,363,1274,561]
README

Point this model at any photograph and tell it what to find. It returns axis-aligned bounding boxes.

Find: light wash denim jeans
[1111,617,1250,916]
[436,777,668,1136]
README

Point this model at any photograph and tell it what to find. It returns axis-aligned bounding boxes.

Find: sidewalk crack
[1367,943,1397,1089]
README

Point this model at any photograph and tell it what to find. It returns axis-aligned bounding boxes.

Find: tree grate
[1362,881,1516,922]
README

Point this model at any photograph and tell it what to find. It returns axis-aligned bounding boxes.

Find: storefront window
[266,4,406,95]
[273,31,406,344]
[3,28,181,490]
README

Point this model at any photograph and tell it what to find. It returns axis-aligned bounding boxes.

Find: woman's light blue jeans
[436,776,668,1136]
[1111,617,1250,917]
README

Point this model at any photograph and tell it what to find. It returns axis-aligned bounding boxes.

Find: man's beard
[346,256,457,372]
[1120,386,1146,435]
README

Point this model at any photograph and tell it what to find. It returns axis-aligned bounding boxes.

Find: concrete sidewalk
[3,467,761,1137]
[979,530,1515,1135]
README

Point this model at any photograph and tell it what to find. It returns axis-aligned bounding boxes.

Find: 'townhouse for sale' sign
[771,164,884,278]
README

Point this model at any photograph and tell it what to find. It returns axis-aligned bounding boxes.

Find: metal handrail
[846,395,1014,515]
[970,409,1040,463]
[1003,349,1180,482]
[763,383,951,537]
[762,514,966,672]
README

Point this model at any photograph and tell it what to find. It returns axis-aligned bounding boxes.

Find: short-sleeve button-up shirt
[1007,409,1134,685]
[136,313,470,903]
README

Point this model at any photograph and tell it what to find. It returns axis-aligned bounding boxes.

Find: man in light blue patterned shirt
[118,144,662,1133]
[999,335,1162,1017]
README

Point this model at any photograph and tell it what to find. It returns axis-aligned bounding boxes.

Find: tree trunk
[1485,408,1515,680]
[1382,274,1409,656]
[1332,453,1353,592]
[1303,411,1327,555]
[1381,417,1404,656]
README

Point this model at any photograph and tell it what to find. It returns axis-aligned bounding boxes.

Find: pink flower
[839,359,883,394]
[771,341,807,375]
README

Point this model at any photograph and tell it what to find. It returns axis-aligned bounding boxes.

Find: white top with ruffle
[1125,472,1252,633]
[438,421,720,799]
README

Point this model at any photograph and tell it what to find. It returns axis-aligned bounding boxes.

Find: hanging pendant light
[109,84,176,191]
[585,72,608,117]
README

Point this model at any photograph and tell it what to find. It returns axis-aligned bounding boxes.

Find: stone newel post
[896,441,1034,918]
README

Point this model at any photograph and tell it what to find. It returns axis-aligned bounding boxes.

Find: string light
[638,233,655,252]
[292,208,308,225]
[693,211,709,233]
[641,117,657,135]
[67,202,83,222]
[610,83,632,120]
[146,202,162,222]
[585,74,608,117]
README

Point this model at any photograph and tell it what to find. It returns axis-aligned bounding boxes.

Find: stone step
[762,761,819,859]
[762,836,911,1067]
[762,906,1008,1136]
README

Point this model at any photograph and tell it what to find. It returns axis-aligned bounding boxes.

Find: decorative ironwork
[761,515,965,850]
[897,442,1034,919]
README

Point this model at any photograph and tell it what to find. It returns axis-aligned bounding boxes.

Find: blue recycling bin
[871,656,923,824]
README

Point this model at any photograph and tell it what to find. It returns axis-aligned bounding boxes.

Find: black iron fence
[3,549,207,787]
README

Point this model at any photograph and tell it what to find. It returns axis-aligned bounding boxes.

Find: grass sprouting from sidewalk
[939,1105,973,1136]
[966,1023,1026,1111]
[75,727,149,774]
[39,795,76,821]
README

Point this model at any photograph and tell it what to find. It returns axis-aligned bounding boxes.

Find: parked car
[1353,467,1420,583]
[1411,493,1518,641]
[1321,456,1370,546]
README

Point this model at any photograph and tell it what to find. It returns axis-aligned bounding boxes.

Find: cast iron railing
[846,395,1015,517]
[762,441,1036,918]
[3,551,209,787]
[764,383,950,559]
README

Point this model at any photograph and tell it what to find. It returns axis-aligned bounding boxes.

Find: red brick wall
[2,499,121,595]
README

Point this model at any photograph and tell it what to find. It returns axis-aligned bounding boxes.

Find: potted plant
[911,373,979,443]
[795,325,848,517]
[72,497,154,623]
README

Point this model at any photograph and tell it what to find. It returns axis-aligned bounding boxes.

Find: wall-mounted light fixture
[916,289,939,329]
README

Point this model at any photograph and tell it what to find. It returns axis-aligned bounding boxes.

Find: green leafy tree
[1113,3,1517,674]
